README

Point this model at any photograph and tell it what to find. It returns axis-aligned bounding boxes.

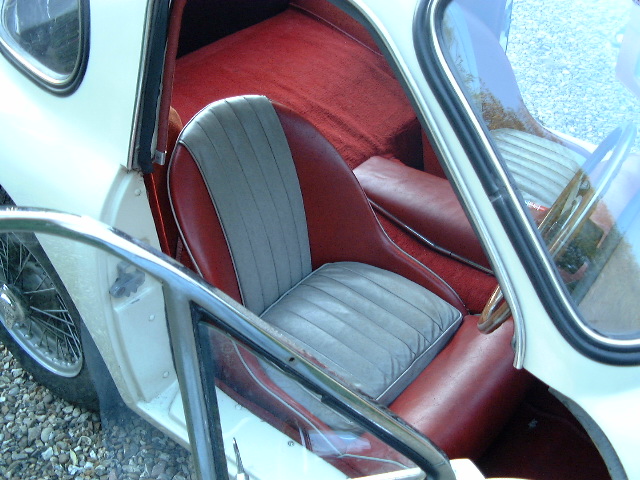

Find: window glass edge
[0,0,90,96]
[412,0,640,365]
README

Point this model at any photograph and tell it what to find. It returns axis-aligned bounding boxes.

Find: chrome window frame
[0,0,89,95]
[414,0,640,364]
[0,207,457,480]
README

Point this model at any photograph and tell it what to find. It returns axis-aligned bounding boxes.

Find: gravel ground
[507,0,640,152]
[2,2,639,480]
[0,345,194,480]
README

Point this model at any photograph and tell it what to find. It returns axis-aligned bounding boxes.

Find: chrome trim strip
[0,207,456,480]
[369,200,494,275]
[424,0,526,367]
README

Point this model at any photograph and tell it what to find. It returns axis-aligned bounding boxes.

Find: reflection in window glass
[440,0,640,340]
[0,0,85,88]
[200,323,422,479]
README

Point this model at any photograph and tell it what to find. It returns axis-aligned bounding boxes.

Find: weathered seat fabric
[263,262,462,404]
[172,95,462,408]
[170,95,532,466]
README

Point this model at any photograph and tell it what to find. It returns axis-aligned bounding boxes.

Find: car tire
[0,187,100,410]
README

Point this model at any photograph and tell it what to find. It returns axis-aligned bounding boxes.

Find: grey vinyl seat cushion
[173,95,462,410]
[262,262,462,404]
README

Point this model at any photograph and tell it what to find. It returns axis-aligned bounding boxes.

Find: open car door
[0,207,496,480]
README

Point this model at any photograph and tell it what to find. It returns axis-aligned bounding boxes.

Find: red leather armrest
[354,156,491,269]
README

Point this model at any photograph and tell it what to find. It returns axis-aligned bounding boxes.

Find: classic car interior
[143,0,614,477]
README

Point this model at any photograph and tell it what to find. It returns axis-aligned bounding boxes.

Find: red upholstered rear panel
[172,8,422,169]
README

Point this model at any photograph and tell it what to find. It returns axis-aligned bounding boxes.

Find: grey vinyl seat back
[178,95,312,314]
[175,95,462,411]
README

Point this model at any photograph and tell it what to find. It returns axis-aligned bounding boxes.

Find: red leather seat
[169,96,531,471]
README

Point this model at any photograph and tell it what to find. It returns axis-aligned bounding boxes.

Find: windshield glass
[439,0,640,341]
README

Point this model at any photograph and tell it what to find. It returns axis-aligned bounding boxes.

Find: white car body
[0,0,638,478]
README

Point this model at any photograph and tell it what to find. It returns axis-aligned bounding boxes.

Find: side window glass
[0,0,88,93]
[439,0,640,344]
[197,323,425,479]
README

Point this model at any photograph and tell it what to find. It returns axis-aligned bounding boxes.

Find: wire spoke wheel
[0,187,99,409]
[0,231,83,376]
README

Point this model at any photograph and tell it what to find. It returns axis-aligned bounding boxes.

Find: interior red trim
[143,0,186,256]
[354,156,491,269]
[168,144,243,303]
[274,104,467,313]
[144,107,184,256]
[156,0,186,159]
[375,214,497,314]
[390,316,532,460]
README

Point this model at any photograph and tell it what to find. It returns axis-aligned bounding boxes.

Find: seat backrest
[173,96,312,314]
[170,94,467,313]
[167,97,534,469]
